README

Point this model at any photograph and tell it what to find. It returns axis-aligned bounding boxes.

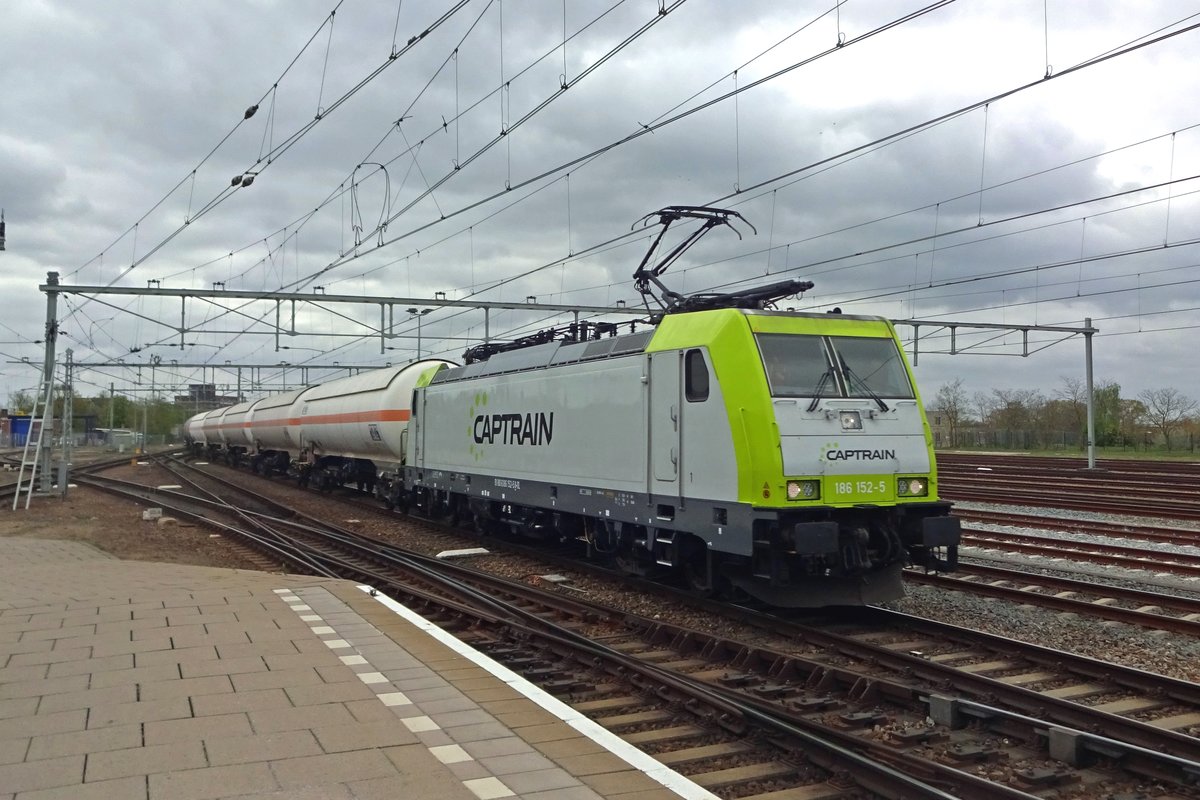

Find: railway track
[961,527,1200,578]
[70,455,1200,798]
[958,507,1200,546]
[938,453,1200,521]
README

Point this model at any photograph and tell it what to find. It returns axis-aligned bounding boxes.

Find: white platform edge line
[358,584,721,800]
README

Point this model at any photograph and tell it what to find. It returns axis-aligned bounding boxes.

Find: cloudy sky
[2,0,1198,416]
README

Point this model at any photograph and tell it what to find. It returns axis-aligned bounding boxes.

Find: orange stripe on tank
[235,409,411,428]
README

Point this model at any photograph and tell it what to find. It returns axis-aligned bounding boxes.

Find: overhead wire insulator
[0,209,6,251]
[241,175,255,188]
[231,175,243,187]
[244,104,259,119]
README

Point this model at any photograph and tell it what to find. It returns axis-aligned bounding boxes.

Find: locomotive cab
[645,308,960,606]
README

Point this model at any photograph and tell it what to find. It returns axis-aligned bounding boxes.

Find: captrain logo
[820,442,896,461]
[467,391,555,461]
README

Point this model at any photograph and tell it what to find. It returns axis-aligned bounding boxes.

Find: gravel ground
[6,461,1200,684]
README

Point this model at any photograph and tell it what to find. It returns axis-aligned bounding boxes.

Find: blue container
[10,416,31,447]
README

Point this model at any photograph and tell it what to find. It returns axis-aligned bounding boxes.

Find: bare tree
[973,391,996,426]
[5,389,34,414]
[1055,376,1088,437]
[933,378,970,447]
[1137,387,1197,449]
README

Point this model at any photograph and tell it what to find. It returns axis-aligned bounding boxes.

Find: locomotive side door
[648,351,682,497]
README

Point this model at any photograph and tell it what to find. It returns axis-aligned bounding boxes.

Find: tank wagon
[184,206,959,606]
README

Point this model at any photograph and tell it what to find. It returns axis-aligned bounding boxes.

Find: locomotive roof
[430,306,894,386]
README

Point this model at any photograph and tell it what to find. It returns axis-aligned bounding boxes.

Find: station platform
[0,538,717,800]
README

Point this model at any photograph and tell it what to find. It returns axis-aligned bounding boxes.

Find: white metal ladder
[13,373,53,510]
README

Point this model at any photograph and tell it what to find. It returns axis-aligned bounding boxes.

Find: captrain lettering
[824,448,896,461]
[473,412,554,446]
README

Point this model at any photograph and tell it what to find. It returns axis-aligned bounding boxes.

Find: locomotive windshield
[828,336,914,398]
[756,334,914,399]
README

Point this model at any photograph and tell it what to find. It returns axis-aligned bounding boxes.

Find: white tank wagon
[182,408,223,448]
[291,360,454,491]
[211,400,257,465]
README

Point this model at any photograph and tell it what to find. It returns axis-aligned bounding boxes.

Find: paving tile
[269,748,398,788]
[0,754,84,794]
[428,743,473,764]
[508,722,575,744]
[134,645,218,667]
[144,712,253,744]
[190,687,291,718]
[16,623,97,643]
[91,635,174,659]
[0,709,86,741]
[434,709,499,729]
[0,673,89,700]
[280,681,374,705]
[149,762,279,800]
[343,698,399,723]
[86,740,208,782]
[85,696,193,730]
[480,751,559,775]
[553,751,638,776]
[580,769,662,796]
[312,719,419,752]
[26,722,142,760]
[447,759,493,781]
[15,774,148,800]
[37,684,136,715]
[420,696,483,715]
[230,667,324,692]
[179,655,267,679]
[0,664,54,690]
[497,766,582,794]
[403,686,465,703]
[495,709,562,729]
[248,702,356,733]
[3,641,64,663]
[218,641,301,660]
[462,737,536,759]
[206,729,323,766]
[521,787,605,800]
[0,737,29,765]
[461,775,517,799]
[447,722,518,744]
[139,674,233,702]
[0,697,38,721]
[89,662,182,689]
[45,653,133,679]
[533,736,608,759]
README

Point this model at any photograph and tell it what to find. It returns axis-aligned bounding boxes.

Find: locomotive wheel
[681,538,715,596]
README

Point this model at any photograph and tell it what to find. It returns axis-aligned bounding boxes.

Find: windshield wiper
[806,368,833,412]
[840,360,889,412]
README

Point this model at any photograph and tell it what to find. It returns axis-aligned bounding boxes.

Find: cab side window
[685,349,709,402]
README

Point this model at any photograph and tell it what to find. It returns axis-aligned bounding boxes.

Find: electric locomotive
[184,206,960,607]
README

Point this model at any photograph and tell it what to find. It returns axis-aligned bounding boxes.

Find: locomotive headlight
[840,411,863,430]
[897,477,928,497]
[787,479,820,500]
